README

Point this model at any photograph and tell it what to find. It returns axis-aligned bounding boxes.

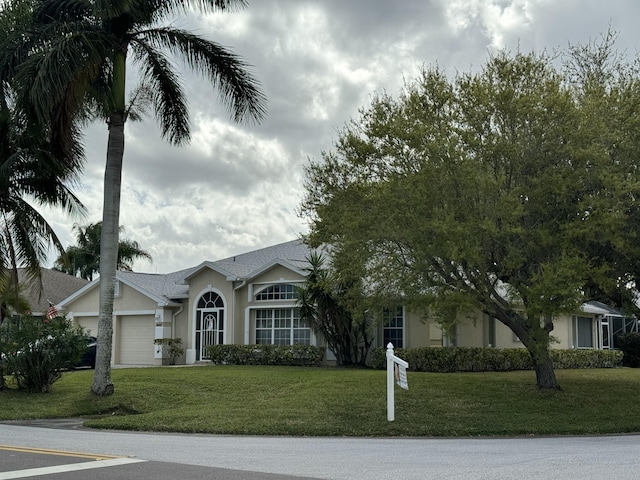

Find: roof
[582,300,623,317]
[179,239,317,283]
[117,268,192,301]
[58,239,319,307]
[17,268,89,315]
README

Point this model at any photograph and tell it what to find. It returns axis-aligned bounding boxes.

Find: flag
[47,302,58,320]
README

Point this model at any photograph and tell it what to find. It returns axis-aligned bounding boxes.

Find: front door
[196,310,224,360]
[599,317,610,350]
[195,291,225,361]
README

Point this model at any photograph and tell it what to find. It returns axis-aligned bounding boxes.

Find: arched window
[196,291,225,360]
[255,284,297,301]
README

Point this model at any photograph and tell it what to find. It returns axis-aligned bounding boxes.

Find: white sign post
[386,342,409,421]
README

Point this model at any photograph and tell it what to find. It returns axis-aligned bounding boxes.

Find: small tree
[297,252,374,367]
[0,314,88,393]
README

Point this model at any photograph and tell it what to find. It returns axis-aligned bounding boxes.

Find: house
[59,239,322,365]
[56,239,637,366]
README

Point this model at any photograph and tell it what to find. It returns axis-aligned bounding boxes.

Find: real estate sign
[395,363,408,390]
[386,343,409,421]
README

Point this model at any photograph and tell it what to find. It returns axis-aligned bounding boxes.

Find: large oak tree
[302,39,640,389]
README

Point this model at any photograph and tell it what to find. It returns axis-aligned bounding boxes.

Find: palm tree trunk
[91,114,125,396]
[91,47,127,396]
[91,113,125,396]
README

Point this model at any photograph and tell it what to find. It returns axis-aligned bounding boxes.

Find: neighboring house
[16,268,89,319]
[447,300,637,351]
[57,239,638,366]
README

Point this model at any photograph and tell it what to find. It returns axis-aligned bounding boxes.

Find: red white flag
[47,303,58,320]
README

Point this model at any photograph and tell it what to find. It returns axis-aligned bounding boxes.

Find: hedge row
[204,344,325,367]
[616,333,640,367]
[368,346,623,372]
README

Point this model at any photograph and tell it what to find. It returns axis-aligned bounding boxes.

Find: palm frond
[130,41,190,144]
[134,27,267,125]
[146,0,248,22]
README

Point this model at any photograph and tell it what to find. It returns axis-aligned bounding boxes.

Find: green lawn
[2,366,640,436]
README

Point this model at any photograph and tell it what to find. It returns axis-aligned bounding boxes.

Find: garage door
[78,317,98,338]
[118,315,155,365]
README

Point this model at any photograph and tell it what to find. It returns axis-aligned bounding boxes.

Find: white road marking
[0,457,147,479]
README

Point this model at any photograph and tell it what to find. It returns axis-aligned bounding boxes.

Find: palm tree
[0,89,85,322]
[54,222,152,280]
[0,78,85,390]
[0,0,266,395]
[297,252,374,367]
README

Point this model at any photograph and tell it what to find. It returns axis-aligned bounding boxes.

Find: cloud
[35,0,640,274]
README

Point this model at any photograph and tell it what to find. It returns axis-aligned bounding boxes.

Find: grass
[2,366,640,436]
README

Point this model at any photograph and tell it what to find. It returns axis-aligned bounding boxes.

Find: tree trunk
[91,48,127,397]
[533,353,559,389]
[91,113,125,396]
[493,309,560,390]
[526,340,560,390]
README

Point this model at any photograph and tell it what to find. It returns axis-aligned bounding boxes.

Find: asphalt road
[2,419,640,479]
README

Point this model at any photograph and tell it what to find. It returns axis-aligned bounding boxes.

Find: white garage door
[78,317,98,338]
[118,315,155,365]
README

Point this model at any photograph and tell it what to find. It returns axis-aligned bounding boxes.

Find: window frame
[254,307,311,345]
[383,306,405,348]
[254,284,297,301]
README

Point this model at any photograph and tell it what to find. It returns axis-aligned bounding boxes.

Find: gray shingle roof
[114,239,318,303]
[117,268,192,301]
[189,239,314,280]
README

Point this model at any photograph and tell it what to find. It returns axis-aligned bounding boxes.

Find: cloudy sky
[39,0,640,274]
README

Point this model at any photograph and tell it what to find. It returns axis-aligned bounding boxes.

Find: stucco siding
[172,303,190,349]
[493,321,523,349]
[454,314,485,348]
[551,314,575,349]
[66,287,99,313]
[252,265,305,285]
[404,311,430,348]
[114,282,158,311]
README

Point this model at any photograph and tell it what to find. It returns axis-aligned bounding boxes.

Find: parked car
[75,336,97,369]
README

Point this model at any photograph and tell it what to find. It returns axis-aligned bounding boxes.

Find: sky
[38,0,640,274]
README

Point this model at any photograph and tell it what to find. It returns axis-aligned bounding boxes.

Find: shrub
[0,315,89,393]
[154,338,184,365]
[205,344,325,367]
[615,333,640,367]
[368,346,622,372]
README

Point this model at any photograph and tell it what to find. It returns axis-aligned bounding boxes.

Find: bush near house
[205,344,324,367]
[153,338,184,365]
[368,347,623,372]
[616,333,640,367]
[0,315,89,393]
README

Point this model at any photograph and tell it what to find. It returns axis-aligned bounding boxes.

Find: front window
[383,306,404,348]
[255,308,310,345]
[575,316,593,348]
